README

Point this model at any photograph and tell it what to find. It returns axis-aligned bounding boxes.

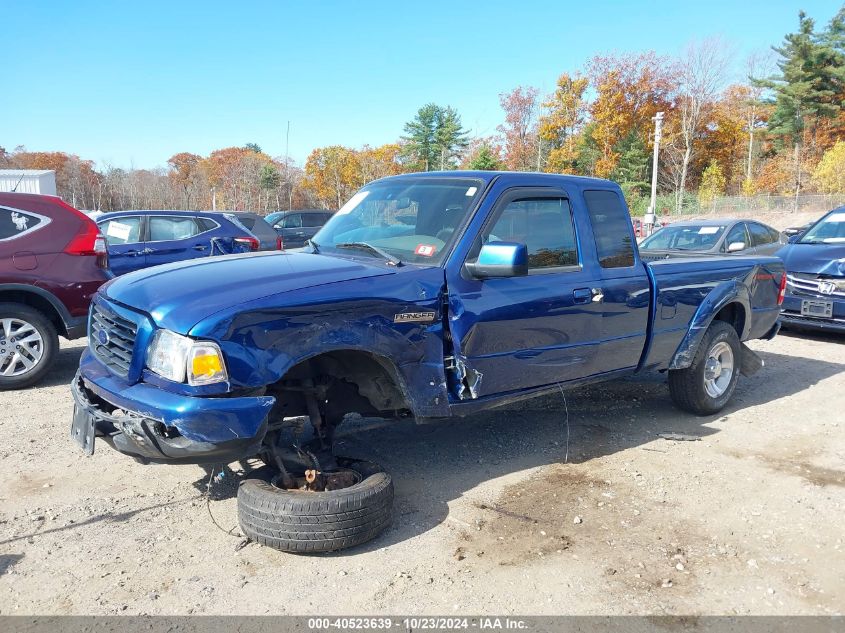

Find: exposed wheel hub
[703,341,734,398]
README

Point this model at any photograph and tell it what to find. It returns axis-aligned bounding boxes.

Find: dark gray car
[267,209,333,249]
[225,212,281,251]
[639,218,786,260]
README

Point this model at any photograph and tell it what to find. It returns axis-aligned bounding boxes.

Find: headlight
[146,329,228,386]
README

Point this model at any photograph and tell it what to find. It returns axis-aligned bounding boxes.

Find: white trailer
[0,170,57,196]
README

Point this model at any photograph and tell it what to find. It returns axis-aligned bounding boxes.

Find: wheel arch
[269,347,417,420]
[668,280,750,371]
[0,284,72,337]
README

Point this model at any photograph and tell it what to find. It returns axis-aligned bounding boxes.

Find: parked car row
[639,218,787,260]
[0,194,334,388]
[638,209,845,332]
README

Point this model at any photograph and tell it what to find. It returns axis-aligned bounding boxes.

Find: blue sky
[3,1,840,169]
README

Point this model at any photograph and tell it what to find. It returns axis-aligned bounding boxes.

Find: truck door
[582,189,651,374]
[445,187,604,399]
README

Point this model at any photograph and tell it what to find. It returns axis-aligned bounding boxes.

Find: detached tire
[0,302,59,391]
[237,458,393,553]
[669,321,741,416]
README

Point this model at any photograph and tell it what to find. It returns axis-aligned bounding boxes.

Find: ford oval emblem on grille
[97,329,110,346]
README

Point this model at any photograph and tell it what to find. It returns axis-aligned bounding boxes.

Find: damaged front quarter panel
[446,354,483,400]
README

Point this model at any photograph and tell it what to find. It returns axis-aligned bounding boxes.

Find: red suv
[0,193,110,389]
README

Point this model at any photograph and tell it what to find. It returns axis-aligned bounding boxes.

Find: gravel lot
[0,329,843,616]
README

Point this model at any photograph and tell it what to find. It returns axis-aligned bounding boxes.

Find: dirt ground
[0,329,843,616]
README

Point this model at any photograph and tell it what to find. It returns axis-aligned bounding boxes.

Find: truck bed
[642,255,784,371]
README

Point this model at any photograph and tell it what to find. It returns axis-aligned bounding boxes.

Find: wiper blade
[334,242,402,266]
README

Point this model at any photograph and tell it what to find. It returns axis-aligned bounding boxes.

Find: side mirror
[465,242,528,279]
[727,241,746,253]
[787,234,801,244]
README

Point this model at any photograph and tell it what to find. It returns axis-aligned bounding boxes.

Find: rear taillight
[276,236,284,250]
[65,225,109,269]
[234,236,260,251]
[777,272,787,305]
[65,223,101,255]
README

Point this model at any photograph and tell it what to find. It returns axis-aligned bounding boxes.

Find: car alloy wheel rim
[0,318,45,377]
[703,341,734,398]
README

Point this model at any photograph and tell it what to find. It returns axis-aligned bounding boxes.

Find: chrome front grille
[90,302,138,377]
[786,273,845,299]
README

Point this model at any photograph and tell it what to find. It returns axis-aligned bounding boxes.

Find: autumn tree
[498,86,540,171]
[167,152,202,208]
[304,146,362,209]
[358,143,406,182]
[672,38,732,211]
[587,52,676,179]
[812,141,845,193]
[539,73,589,173]
[698,160,726,204]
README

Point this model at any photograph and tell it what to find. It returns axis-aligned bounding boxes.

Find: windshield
[640,224,726,251]
[311,177,484,265]
[799,210,845,244]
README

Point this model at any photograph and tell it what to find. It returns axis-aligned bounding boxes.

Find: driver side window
[482,197,578,269]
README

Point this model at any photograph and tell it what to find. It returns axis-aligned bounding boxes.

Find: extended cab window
[0,207,49,241]
[484,198,578,269]
[99,217,141,245]
[583,190,635,268]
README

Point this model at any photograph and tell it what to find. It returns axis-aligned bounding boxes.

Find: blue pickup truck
[71,172,785,552]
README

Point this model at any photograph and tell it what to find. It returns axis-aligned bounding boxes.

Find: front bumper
[73,350,275,464]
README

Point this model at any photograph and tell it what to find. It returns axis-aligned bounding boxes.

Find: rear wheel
[668,321,741,415]
[0,303,58,390]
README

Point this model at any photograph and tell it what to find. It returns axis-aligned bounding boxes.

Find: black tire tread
[237,461,393,553]
[668,321,740,416]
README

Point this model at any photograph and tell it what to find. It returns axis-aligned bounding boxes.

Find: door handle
[126,250,141,257]
[140,248,154,255]
[573,288,591,304]
[192,244,208,251]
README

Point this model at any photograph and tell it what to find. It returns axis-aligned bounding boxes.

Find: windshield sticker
[415,244,436,257]
[825,212,845,222]
[698,226,721,234]
[11,212,29,231]
[337,190,370,216]
[465,186,478,196]
[106,221,132,241]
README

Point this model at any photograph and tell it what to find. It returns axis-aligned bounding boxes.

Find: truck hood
[776,243,845,277]
[104,251,395,332]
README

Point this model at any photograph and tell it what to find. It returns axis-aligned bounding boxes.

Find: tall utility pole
[644,112,664,236]
[285,121,292,210]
